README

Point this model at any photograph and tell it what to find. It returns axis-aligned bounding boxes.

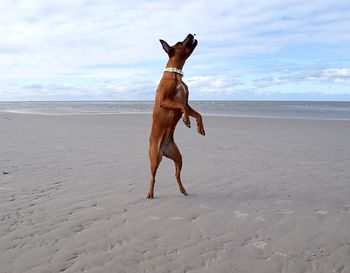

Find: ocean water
[0,101,350,120]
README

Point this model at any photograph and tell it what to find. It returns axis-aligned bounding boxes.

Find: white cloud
[254,76,296,87]
[0,81,157,101]
[0,75,243,101]
[321,68,350,78]
[0,0,350,99]
[187,76,242,96]
[320,68,350,84]
[254,67,350,88]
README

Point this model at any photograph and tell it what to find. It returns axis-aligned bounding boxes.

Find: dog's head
[159,34,197,61]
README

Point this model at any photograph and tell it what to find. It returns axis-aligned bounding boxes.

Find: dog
[146,33,205,199]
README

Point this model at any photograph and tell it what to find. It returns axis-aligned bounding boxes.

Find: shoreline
[1,110,350,122]
[1,101,349,121]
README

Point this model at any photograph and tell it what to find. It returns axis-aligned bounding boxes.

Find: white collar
[164,67,184,76]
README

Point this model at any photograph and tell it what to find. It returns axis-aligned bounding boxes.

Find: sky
[0,0,350,101]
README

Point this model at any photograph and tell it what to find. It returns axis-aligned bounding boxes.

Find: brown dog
[146,33,205,199]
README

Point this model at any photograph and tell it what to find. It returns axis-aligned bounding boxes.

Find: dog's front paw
[197,119,205,135]
[197,124,205,135]
[182,113,191,128]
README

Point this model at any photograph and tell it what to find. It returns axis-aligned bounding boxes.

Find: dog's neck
[164,67,184,76]
[164,58,186,77]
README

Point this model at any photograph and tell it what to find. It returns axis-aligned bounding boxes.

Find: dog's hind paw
[180,188,188,196]
[146,193,154,199]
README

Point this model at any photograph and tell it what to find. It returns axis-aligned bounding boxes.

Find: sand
[1,112,350,273]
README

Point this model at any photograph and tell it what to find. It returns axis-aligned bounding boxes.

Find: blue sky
[0,0,350,101]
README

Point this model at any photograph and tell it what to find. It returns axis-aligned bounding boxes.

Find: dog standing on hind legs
[146,33,205,199]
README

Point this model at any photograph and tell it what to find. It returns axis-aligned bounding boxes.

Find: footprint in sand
[251,238,269,249]
[233,211,249,218]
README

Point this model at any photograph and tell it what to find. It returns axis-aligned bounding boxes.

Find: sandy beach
[1,112,350,273]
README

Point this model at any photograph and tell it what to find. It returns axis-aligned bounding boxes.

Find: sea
[0,101,350,120]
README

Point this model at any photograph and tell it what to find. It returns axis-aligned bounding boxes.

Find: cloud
[322,68,350,78]
[0,0,350,100]
[0,81,157,101]
[186,76,243,98]
[2,1,350,73]
[0,76,243,101]
[254,67,350,88]
[254,76,300,88]
[319,68,350,84]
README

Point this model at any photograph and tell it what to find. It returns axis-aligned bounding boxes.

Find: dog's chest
[173,82,188,103]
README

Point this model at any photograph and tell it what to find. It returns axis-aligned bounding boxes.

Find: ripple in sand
[170,217,183,220]
[0,187,13,191]
[274,209,294,214]
[254,216,265,221]
[233,211,249,218]
[148,216,160,220]
[315,210,328,215]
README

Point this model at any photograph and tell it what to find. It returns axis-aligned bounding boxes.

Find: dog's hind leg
[164,140,188,196]
[147,140,162,199]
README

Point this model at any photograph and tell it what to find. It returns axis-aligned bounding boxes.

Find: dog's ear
[159,39,174,57]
